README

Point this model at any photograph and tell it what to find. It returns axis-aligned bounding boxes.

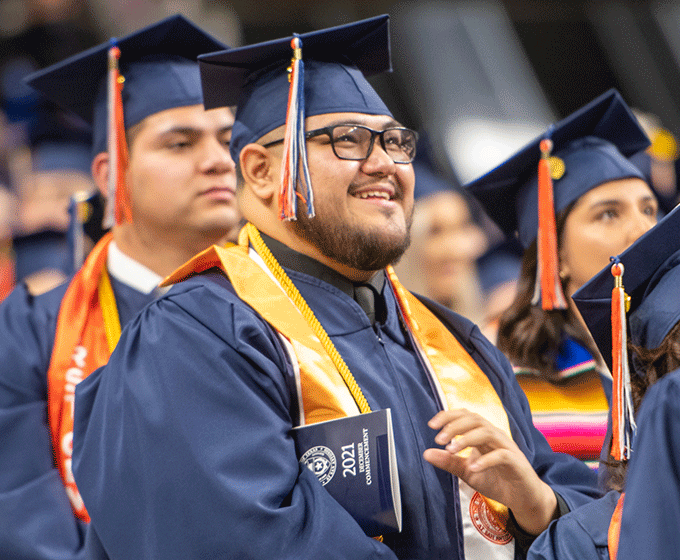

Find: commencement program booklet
[293,408,402,536]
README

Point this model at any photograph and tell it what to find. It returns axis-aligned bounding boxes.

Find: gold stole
[164,224,514,545]
[46,232,121,522]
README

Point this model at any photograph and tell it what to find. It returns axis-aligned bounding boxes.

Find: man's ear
[239,144,278,203]
[91,152,109,197]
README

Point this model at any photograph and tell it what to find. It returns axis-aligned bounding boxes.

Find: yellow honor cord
[97,268,122,354]
[245,223,372,415]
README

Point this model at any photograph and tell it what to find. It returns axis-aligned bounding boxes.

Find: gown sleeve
[526,490,619,560]
[0,283,88,559]
[73,280,397,559]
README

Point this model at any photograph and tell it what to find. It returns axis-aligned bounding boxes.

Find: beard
[292,197,413,272]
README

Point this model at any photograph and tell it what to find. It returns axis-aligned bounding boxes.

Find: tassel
[103,41,132,228]
[610,258,636,460]
[0,238,14,302]
[67,192,85,272]
[532,138,568,310]
[279,35,314,221]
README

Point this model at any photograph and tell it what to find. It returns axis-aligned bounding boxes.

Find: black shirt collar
[259,232,386,320]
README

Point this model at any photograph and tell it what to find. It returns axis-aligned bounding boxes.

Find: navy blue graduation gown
[526,490,620,560]
[73,268,600,559]
[0,277,155,560]
[616,369,680,560]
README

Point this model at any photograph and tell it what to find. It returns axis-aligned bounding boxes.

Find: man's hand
[423,409,558,535]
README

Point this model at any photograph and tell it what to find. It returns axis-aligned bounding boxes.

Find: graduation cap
[467,89,649,311]
[28,102,92,175]
[477,239,523,296]
[24,15,226,154]
[24,15,228,227]
[573,204,680,372]
[572,204,680,460]
[198,15,393,220]
[413,161,463,200]
[68,190,107,271]
[12,229,71,281]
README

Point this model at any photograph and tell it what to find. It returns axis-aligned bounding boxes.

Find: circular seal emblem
[469,492,513,545]
[299,446,336,486]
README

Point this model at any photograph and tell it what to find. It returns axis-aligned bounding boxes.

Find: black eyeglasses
[262,124,418,164]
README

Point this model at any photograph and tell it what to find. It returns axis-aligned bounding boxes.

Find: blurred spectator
[11,102,95,294]
[631,108,680,215]
[393,161,489,326]
[477,239,522,343]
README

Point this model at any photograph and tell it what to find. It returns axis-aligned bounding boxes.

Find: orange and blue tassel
[610,257,636,460]
[532,137,568,310]
[279,35,314,221]
[103,39,132,228]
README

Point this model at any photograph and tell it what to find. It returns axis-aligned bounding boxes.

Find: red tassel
[610,261,635,460]
[0,240,14,302]
[104,44,132,228]
[533,138,568,310]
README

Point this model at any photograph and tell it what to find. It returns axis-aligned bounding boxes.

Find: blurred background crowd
[1,0,679,336]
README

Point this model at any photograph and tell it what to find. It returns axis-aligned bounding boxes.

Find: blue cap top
[198,14,393,163]
[573,204,680,373]
[467,89,650,248]
[413,162,464,200]
[12,229,71,280]
[477,239,523,295]
[23,14,228,155]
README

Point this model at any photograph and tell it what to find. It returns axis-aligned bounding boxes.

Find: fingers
[428,409,511,453]
[429,409,481,446]
[423,448,470,476]
[424,443,513,475]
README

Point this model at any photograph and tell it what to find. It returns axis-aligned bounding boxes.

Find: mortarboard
[24,14,228,228]
[413,161,463,201]
[477,239,523,296]
[573,203,680,373]
[28,102,92,175]
[466,89,649,248]
[24,14,227,156]
[572,204,680,460]
[198,15,393,220]
[12,229,71,280]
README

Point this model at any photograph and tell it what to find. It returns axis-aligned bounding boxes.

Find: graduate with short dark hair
[73,15,599,559]
[0,15,239,559]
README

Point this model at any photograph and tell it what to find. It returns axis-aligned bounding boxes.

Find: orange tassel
[533,138,568,310]
[610,260,635,460]
[0,240,14,302]
[104,43,132,228]
[608,493,625,560]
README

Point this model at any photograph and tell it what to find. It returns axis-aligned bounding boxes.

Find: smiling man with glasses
[72,15,600,560]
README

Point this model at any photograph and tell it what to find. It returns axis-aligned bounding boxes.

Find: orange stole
[608,493,624,560]
[165,242,360,424]
[165,236,513,530]
[46,232,116,522]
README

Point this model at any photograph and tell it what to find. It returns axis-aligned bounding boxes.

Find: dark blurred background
[1,0,679,298]
[3,0,680,184]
